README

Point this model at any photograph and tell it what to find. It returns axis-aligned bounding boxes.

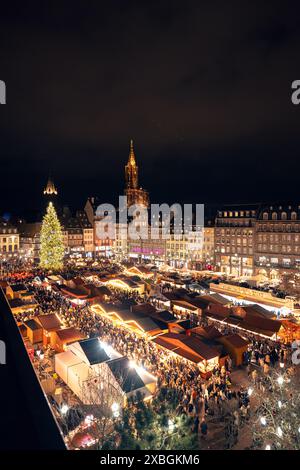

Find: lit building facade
[186,223,215,271]
[76,210,94,255]
[61,211,94,257]
[201,223,215,268]
[215,206,257,276]
[0,220,19,262]
[128,226,166,263]
[255,204,300,279]
[19,222,41,261]
[84,197,114,257]
[166,234,188,268]
[112,219,127,259]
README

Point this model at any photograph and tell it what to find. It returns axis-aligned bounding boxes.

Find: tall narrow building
[125,140,149,207]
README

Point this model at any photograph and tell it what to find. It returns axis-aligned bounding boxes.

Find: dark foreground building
[0,289,65,450]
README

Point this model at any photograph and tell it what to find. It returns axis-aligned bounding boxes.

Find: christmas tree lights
[39,202,64,270]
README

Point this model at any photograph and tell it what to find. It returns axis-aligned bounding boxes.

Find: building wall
[83,228,94,253]
[0,224,19,261]
[255,205,300,278]
[166,235,189,267]
[215,208,257,276]
[202,227,215,266]
[19,223,41,261]
[128,228,166,262]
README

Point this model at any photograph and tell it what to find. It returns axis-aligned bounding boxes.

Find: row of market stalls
[19,297,249,382]
[44,275,112,305]
[19,313,85,352]
[125,265,155,279]
[209,282,296,317]
[205,302,300,343]
[46,271,148,298]
[90,299,250,377]
[152,326,249,378]
[17,312,158,411]
[153,286,300,343]
[3,282,38,314]
[90,301,182,337]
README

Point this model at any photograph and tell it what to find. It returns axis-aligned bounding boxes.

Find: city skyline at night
[1,1,300,457]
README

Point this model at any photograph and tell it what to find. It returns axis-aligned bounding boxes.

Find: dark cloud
[0,1,300,218]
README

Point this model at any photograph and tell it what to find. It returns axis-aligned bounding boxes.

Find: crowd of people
[13,280,256,446]
[5,263,295,448]
[203,317,292,370]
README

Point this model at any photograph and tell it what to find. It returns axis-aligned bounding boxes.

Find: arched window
[263,212,268,220]
[281,212,287,220]
[272,212,277,220]
[291,212,297,220]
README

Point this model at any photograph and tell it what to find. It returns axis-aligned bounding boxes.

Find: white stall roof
[55,350,82,368]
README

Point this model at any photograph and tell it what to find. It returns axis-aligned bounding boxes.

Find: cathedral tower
[125,140,149,207]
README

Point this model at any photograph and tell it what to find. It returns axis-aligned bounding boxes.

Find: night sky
[1,1,300,220]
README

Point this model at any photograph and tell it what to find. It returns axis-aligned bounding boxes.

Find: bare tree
[251,368,300,450]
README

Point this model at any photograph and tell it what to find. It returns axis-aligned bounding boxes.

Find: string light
[260,416,267,426]
[277,376,284,386]
[265,444,271,450]
[39,202,64,270]
[277,426,283,438]
[111,402,120,418]
[111,402,119,412]
[60,404,69,415]
[168,419,175,432]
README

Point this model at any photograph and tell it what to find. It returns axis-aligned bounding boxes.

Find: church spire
[43,175,58,196]
[125,139,139,190]
[128,139,136,166]
[124,139,149,207]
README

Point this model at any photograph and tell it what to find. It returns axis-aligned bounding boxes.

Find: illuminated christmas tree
[39,202,64,270]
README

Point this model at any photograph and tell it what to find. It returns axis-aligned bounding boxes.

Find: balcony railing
[254,262,300,269]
